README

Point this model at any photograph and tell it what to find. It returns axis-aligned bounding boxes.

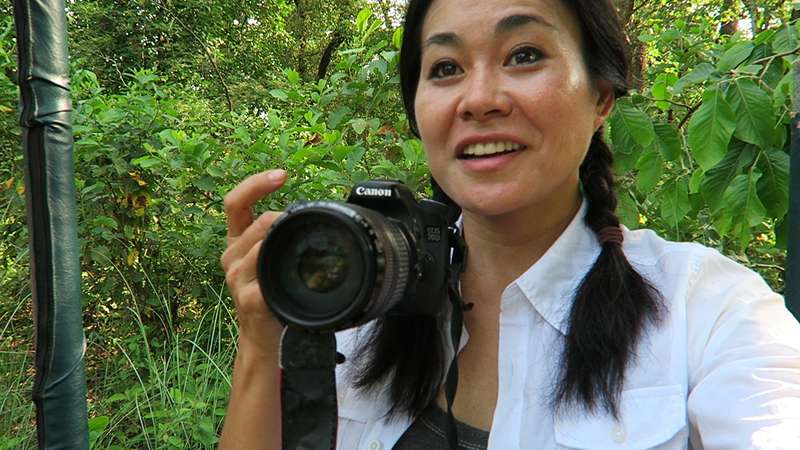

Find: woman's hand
[221,168,287,354]
[219,169,287,450]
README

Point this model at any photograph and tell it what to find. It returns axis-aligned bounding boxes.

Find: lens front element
[258,201,413,332]
[296,231,350,293]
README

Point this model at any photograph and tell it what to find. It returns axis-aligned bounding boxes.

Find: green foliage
[609,11,794,289]
[2,2,798,447]
[2,7,426,447]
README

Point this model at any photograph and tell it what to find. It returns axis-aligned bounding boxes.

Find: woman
[219,0,800,448]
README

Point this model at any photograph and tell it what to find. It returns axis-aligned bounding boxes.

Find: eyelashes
[505,45,543,66]
[426,45,544,80]
[429,60,463,79]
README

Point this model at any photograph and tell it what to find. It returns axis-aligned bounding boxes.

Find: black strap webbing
[444,227,470,450]
[280,327,338,450]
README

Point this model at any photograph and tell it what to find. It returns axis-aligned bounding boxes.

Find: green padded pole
[787,59,800,320]
[13,0,90,447]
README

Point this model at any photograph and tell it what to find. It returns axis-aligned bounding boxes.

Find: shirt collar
[511,199,601,335]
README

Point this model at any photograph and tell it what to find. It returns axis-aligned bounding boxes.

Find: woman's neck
[460,191,582,289]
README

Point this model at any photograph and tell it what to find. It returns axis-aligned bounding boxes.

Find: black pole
[786,59,800,320]
[12,0,90,448]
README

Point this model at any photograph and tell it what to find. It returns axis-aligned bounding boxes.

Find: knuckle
[222,193,237,213]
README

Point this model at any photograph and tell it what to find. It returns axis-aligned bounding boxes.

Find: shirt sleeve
[685,248,800,449]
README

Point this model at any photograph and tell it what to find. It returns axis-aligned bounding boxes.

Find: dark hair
[353,0,663,419]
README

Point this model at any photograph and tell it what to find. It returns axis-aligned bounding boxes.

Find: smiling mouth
[459,141,524,160]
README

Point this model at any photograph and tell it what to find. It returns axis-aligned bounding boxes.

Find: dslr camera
[257,179,462,333]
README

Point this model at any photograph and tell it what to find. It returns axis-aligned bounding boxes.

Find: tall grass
[0,251,239,449]
[84,282,238,449]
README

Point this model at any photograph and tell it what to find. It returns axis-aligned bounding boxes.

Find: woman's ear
[593,79,615,131]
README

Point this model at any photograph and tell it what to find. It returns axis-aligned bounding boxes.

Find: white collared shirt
[333,206,800,450]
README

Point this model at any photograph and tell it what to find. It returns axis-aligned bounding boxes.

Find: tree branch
[640,96,693,109]
[677,101,703,130]
[752,45,800,66]
[157,0,234,112]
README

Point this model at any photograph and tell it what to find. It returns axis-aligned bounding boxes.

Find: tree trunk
[317,32,345,80]
[293,0,308,79]
[720,0,739,36]
[613,0,646,91]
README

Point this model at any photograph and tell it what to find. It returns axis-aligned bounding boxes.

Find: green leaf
[106,393,127,402]
[661,180,691,227]
[268,110,282,130]
[613,144,643,172]
[393,27,404,50]
[192,176,216,192]
[88,416,110,432]
[616,191,640,230]
[772,23,797,54]
[345,147,366,173]
[269,89,288,100]
[206,165,225,177]
[634,150,663,192]
[637,34,657,43]
[722,169,766,249]
[285,69,300,84]
[356,8,372,32]
[717,41,754,72]
[651,122,682,162]
[132,155,162,169]
[689,167,705,194]
[609,99,654,148]
[327,106,351,130]
[661,29,681,44]
[726,78,775,149]
[772,71,793,110]
[688,86,736,170]
[754,29,775,46]
[673,63,716,93]
[333,145,357,162]
[700,141,754,212]
[350,118,368,134]
[756,148,790,218]
[93,216,118,230]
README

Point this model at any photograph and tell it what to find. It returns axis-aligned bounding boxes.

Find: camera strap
[443,227,470,450]
[279,327,340,450]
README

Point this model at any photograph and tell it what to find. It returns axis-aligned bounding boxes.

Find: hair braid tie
[597,226,624,246]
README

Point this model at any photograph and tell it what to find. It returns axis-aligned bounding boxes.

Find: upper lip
[455,134,529,157]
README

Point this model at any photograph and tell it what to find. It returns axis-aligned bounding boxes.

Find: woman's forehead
[421,0,575,40]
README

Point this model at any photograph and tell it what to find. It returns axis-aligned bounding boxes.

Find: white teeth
[463,141,521,156]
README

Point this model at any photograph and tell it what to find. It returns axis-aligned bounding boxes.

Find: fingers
[221,211,282,273]
[224,169,287,243]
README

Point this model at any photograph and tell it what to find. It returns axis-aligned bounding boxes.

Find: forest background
[1,0,798,447]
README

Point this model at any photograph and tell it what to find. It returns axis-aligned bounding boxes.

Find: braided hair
[352,0,664,419]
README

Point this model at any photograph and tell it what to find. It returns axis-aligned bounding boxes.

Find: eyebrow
[495,14,556,35]
[423,32,462,49]
[423,14,556,49]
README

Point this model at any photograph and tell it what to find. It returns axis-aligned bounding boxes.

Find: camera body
[257,179,458,333]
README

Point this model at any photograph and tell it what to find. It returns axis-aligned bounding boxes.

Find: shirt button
[368,440,383,450]
[337,390,346,404]
[612,426,627,444]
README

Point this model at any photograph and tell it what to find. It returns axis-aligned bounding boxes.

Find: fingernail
[268,169,285,182]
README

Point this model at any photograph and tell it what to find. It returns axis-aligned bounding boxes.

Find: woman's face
[415,0,613,219]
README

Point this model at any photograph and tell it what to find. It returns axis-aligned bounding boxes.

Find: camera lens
[296,230,350,293]
[258,202,413,332]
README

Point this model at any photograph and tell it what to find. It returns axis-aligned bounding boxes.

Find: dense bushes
[1,3,797,448]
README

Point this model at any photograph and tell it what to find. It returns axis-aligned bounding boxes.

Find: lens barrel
[258,201,414,332]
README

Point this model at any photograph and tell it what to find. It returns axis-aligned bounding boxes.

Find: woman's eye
[430,61,462,79]
[507,46,542,66]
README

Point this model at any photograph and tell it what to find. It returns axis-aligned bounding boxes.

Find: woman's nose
[456,67,513,121]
